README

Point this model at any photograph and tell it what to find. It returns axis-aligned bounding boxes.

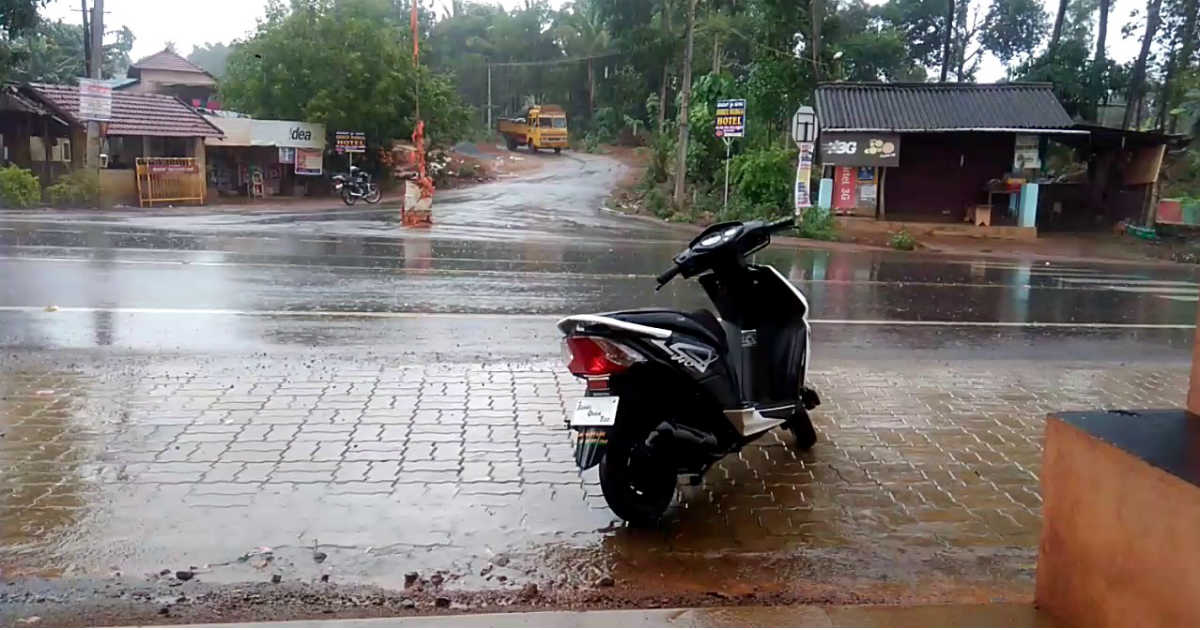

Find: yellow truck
[497,104,568,153]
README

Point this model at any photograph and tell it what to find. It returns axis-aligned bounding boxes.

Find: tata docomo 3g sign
[819,132,900,167]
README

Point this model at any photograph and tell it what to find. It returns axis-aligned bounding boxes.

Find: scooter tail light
[562,336,644,376]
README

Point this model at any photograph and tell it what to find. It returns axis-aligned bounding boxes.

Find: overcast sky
[43,0,1140,82]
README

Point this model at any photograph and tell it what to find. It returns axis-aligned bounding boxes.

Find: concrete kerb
[188,602,1055,628]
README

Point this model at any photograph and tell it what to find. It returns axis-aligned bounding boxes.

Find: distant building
[0,82,224,205]
[815,82,1086,236]
[118,48,218,108]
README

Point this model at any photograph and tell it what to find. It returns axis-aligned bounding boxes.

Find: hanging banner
[335,130,367,153]
[1013,134,1041,170]
[78,78,112,121]
[294,148,323,176]
[278,146,296,164]
[794,141,814,213]
[715,98,746,138]
[834,165,858,209]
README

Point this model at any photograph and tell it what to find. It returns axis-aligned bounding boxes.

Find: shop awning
[203,116,326,150]
[204,116,253,146]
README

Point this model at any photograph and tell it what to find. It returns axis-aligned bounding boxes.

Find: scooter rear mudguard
[574,426,609,469]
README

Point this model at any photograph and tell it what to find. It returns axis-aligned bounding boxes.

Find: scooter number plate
[571,396,619,427]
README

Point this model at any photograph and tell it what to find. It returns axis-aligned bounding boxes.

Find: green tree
[1122,0,1163,128]
[555,1,611,115]
[0,0,46,81]
[9,20,133,84]
[222,0,473,156]
[826,0,926,81]
[1154,0,1199,130]
[980,0,1049,65]
[187,41,232,79]
[880,0,949,70]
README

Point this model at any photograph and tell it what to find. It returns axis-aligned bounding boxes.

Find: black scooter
[558,217,820,525]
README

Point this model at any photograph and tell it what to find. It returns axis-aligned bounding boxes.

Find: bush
[45,169,100,208]
[718,193,778,223]
[0,165,41,208]
[797,207,837,241]
[645,186,670,219]
[590,107,622,143]
[730,147,794,209]
[888,229,917,251]
[645,131,674,185]
[582,132,601,154]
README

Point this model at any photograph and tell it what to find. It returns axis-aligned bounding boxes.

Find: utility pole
[672,0,696,207]
[80,0,91,76]
[486,63,492,132]
[86,0,103,171]
[90,0,102,79]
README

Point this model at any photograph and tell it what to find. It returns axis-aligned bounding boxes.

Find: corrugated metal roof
[27,83,223,137]
[815,83,1075,132]
[130,49,214,77]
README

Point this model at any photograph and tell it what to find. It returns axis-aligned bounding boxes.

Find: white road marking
[3,256,1195,293]
[1102,285,1198,294]
[1060,277,1199,287]
[0,306,1191,328]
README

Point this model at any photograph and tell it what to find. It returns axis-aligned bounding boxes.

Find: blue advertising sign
[715,99,746,138]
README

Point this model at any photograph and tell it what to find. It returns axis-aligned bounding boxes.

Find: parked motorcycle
[332,166,382,205]
[558,217,820,526]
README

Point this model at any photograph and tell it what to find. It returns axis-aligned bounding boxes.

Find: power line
[486,51,626,68]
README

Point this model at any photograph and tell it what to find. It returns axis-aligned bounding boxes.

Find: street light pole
[487,63,492,132]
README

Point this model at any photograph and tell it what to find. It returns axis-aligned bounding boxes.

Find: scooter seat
[608,308,728,352]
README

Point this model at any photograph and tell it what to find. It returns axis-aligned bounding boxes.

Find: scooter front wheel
[599,422,675,527]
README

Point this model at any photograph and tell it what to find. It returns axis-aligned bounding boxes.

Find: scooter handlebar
[655,265,682,290]
[767,217,795,233]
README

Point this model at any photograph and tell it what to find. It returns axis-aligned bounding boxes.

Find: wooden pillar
[41,116,52,186]
[878,167,887,220]
[193,137,207,204]
[1189,305,1200,416]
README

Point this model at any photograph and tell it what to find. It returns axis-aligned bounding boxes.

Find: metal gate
[135,157,205,207]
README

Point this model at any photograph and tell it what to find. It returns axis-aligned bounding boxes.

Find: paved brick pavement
[0,353,1187,592]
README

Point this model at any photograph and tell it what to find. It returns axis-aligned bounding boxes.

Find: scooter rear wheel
[787,409,818,450]
[599,421,675,527]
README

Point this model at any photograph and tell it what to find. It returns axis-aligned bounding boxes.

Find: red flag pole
[407,0,434,227]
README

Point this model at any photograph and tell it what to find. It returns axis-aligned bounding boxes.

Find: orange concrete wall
[1036,416,1200,626]
[100,169,137,206]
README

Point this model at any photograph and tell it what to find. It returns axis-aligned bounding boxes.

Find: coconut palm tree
[556,0,611,115]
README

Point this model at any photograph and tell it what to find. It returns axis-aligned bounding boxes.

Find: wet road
[0,151,1197,624]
